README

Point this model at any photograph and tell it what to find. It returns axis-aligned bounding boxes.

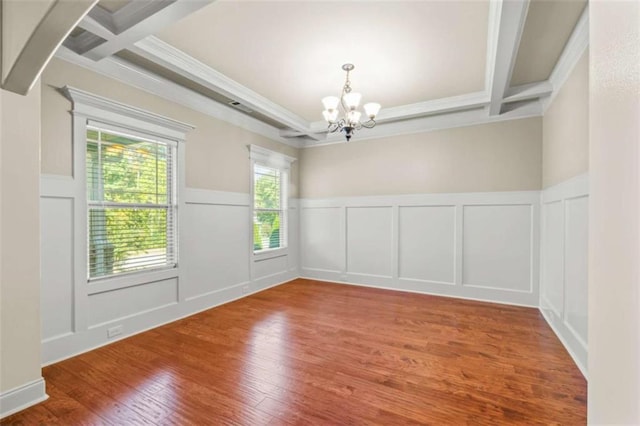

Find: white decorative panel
[301,207,342,272]
[88,278,178,327]
[543,201,565,314]
[564,196,588,343]
[398,206,455,283]
[182,204,250,299]
[254,255,288,279]
[347,207,393,277]
[40,197,74,340]
[463,205,532,291]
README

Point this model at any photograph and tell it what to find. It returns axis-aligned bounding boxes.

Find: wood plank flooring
[2,279,587,425]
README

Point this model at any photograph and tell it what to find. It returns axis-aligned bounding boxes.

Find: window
[250,145,295,255]
[86,126,177,279]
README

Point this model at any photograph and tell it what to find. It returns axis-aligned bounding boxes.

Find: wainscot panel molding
[539,173,589,378]
[0,378,48,419]
[300,191,541,307]
[39,175,298,365]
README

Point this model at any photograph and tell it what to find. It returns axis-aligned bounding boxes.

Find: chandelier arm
[361,119,376,129]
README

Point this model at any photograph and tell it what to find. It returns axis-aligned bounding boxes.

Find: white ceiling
[156,1,489,122]
[58,0,589,148]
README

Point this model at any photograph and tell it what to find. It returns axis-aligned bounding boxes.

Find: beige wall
[588,1,640,423]
[542,50,589,188]
[40,58,300,196]
[1,0,55,82]
[0,84,42,393]
[300,117,542,198]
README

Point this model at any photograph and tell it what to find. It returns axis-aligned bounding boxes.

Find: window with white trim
[86,125,177,279]
[250,145,295,254]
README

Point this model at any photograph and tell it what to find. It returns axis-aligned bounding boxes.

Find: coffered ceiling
[57,0,589,148]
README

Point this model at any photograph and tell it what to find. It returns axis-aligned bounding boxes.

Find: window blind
[253,164,286,251]
[86,126,177,279]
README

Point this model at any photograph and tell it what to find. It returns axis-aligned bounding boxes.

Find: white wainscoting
[39,177,298,365]
[300,191,540,306]
[539,173,589,377]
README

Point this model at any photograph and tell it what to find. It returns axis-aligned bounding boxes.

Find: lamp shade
[347,110,361,125]
[322,96,340,111]
[364,102,381,119]
[343,92,362,110]
[323,109,339,123]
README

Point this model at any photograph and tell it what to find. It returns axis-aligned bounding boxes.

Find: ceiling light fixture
[322,64,381,142]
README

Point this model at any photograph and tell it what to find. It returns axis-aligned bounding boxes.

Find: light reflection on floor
[241,312,291,409]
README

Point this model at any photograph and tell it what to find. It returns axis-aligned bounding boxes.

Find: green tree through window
[253,164,285,251]
[87,127,176,279]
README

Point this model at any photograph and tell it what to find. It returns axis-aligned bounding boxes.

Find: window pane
[254,165,280,209]
[88,207,173,278]
[86,125,176,280]
[253,211,282,250]
[86,129,169,204]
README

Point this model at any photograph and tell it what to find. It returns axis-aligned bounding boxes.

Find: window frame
[85,123,179,281]
[249,145,295,261]
[64,86,193,294]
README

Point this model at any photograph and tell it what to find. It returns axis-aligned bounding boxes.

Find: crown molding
[301,101,542,148]
[130,36,322,141]
[542,5,589,112]
[54,46,301,148]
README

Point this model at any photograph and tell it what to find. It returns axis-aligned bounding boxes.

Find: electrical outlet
[107,325,123,339]
[242,285,250,294]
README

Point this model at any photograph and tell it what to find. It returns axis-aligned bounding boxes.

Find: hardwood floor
[2,279,587,425]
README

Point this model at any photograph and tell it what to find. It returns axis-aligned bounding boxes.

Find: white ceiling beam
[308,91,490,134]
[485,0,530,116]
[55,46,299,148]
[503,81,553,103]
[81,0,213,61]
[2,0,98,95]
[542,5,589,112]
[301,101,542,148]
[130,36,323,141]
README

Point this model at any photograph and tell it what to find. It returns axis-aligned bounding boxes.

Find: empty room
[1,0,638,424]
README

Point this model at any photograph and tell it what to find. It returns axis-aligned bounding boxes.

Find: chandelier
[321,64,381,141]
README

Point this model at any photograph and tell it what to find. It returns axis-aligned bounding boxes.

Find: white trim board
[0,378,48,419]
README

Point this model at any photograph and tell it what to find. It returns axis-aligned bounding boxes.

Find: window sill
[253,247,288,262]
[88,267,178,295]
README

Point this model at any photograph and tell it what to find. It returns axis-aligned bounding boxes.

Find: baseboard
[539,307,588,379]
[0,378,48,419]
[299,271,538,307]
[42,273,298,366]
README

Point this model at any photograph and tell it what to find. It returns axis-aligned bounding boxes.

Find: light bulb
[322,96,339,111]
[364,102,381,119]
[323,109,338,123]
[347,110,361,125]
[343,92,362,110]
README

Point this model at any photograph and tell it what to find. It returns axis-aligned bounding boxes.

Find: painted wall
[300,190,540,306]
[588,1,640,423]
[538,48,589,377]
[539,174,588,376]
[41,58,300,197]
[0,84,44,400]
[38,58,300,365]
[299,117,542,198]
[542,50,589,188]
